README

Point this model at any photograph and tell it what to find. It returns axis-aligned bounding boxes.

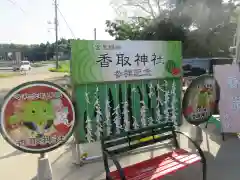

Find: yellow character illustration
[9,100,56,138]
[197,88,212,109]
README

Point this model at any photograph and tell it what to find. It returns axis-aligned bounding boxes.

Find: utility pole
[229,7,240,63]
[54,0,59,69]
[235,12,240,63]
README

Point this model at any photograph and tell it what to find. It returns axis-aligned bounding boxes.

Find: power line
[6,0,26,14]
[57,5,76,39]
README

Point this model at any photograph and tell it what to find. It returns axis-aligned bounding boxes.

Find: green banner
[71,40,182,84]
[71,40,182,143]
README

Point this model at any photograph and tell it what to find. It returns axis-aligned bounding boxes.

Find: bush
[48,62,70,73]
[48,65,69,73]
[48,68,68,73]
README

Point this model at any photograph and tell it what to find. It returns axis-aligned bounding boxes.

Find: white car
[20,61,31,71]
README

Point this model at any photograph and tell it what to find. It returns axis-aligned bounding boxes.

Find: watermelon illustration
[184,106,193,115]
[165,60,180,76]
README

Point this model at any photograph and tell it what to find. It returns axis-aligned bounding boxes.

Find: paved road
[0,69,68,114]
[29,64,55,75]
[0,65,65,100]
[0,67,12,71]
[0,63,53,74]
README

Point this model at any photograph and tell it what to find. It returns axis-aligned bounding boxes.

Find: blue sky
[0,0,115,44]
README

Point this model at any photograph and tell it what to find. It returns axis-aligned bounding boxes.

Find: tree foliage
[106,0,239,58]
[105,17,149,40]
[0,38,73,62]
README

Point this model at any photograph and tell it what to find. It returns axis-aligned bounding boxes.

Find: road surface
[0,65,67,103]
[0,63,53,74]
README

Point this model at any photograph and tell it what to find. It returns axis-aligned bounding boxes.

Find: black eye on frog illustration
[23,122,36,131]
[32,110,36,114]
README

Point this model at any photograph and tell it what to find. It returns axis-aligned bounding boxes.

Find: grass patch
[49,68,69,73]
[48,61,70,73]
[0,73,18,78]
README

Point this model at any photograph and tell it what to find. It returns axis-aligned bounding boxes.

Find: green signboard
[71,40,181,84]
[71,40,182,143]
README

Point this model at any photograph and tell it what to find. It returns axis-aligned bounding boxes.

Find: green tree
[0,38,73,61]
[105,17,149,40]
[106,0,239,58]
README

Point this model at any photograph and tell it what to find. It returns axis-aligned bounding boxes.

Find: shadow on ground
[28,121,240,180]
[206,137,240,180]
[0,150,23,160]
[29,140,212,180]
[201,123,223,145]
[30,143,106,180]
[30,144,79,180]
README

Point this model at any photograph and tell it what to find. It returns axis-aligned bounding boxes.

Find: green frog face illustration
[197,88,212,108]
[23,100,55,124]
[9,100,56,136]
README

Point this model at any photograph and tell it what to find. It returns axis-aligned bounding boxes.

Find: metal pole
[235,8,240,64]
[37,153,53,180]
[188,125,203,152]
[54,0,59,69]
[94,28,97,40]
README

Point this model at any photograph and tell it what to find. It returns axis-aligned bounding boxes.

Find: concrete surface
[0,73,240,179]
[1,119,240,180]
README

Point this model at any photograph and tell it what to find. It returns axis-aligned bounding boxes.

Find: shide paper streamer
[81,80,179,143]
